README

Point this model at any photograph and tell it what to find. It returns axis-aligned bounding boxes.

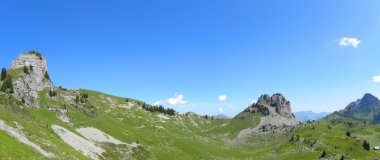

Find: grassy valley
[1,53,380,159]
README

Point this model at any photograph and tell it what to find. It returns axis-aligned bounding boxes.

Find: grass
[7,67,25,81]
[2,88,380,159]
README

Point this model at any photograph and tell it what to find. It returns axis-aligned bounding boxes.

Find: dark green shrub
[346,131,351,137]
[81,93,89,99]
[44,71,50,80]
[23,66,29,74]
[1,77,14,93]
[363,140,370,151]
[1,68,6,81]
[319,151,326,158]
[49,90,58,97]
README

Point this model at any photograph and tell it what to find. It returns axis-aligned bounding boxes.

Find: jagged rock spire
[256,93,293,118]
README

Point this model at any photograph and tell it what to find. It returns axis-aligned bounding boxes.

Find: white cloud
[339,37,360,48]
[373,75,380,83]
[218,95,227,101]
[168,94,187,105]
[153,94,188,106]
[218,107,223,113]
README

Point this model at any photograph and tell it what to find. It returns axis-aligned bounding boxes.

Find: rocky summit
[10,51,53,108]
[237,94,300,139]
[339,93,380,123]
[256,93,294,118]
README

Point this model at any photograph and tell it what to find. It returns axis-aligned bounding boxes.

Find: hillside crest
[10,51,53,107]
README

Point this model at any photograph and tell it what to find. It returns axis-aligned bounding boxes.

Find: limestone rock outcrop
[238,93,300,139]
[256,93,293,118]
[10,52,53,108]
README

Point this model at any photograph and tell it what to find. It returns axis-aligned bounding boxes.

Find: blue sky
[1,0,380,117]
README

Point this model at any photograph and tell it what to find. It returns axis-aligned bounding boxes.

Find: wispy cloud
[339,37,360,48]
[373,75,380,83]
[218,95,227,101]
[218,107,223,113]
[153,94,188,106]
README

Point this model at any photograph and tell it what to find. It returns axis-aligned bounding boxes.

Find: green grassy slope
[276,114,380,159]
[2,87,380,159]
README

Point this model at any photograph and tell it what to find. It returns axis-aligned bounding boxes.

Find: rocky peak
[258,94,270,102]
[10,51,53,108]
[360,93,379,107]
[238,94,299,139]
[256,93,293,118]
[341,93,380,117]
[11,52,48,74]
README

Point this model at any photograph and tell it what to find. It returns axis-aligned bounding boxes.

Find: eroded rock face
[270,94,292,117]
[255,93,293,118]
[237,93,300,139]
[11,53,53,108]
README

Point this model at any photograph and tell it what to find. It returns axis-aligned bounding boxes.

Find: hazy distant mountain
[339,93,380,123]
[212,114,229,119]
[294,111,331,122]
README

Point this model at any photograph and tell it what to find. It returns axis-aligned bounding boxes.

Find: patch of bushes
[141,104,176,116]
[49,90,58,97]
[1,77,14,93]
[319,151,326,158]
[346,131,351,137]
[363,140,370,151]
[258,105,270,116]
[23,66,29,75]
[27,50,43,60]
[81,93,89,99]
[58,86,67,91]
[75,93,89,103]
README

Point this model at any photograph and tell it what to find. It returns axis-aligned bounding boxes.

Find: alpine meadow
[1,1,380,160]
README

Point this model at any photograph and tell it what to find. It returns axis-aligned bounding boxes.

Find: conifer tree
[1,77,14,93]
[363,140,370,151]
[319,151,326,158]
[23,66,29,74]
[44,71,50,80]
[1,68,7,81]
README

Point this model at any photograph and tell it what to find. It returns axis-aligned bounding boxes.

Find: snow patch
[76,127,125,145]
[52,125,104,160]
[0,120,55,157]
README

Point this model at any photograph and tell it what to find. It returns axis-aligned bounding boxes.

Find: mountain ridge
[338,93,380,123]
[294,111,331,122]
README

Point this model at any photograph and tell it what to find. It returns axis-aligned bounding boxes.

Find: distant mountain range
[212,114,229,119]
[294,111,331,122]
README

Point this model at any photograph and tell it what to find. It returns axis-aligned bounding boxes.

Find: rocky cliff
[10,51,53,108]
[256,93,293,118]
[245,93,296,120]
[238,93,300,139]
